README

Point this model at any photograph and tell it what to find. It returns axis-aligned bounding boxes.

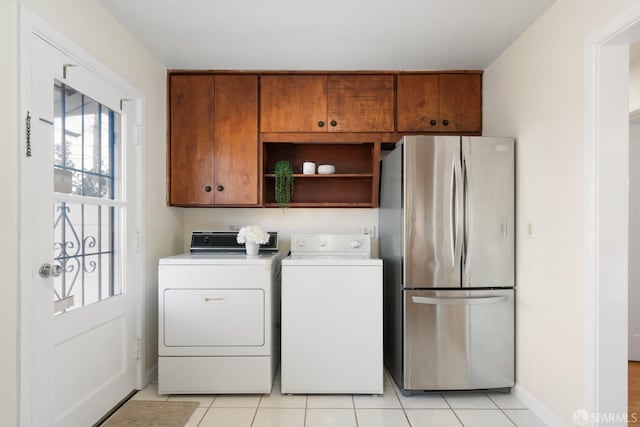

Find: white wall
[631,43,640,110]
[0,1,183,425]
[483,0,638,424]
[183,208,378,255]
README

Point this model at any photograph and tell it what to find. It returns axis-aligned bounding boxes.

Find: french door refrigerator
[379,135,515,393]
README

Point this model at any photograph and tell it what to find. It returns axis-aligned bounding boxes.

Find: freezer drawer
[403,289,514,391]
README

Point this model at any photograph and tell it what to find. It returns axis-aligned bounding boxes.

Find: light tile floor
[126,370,547,426]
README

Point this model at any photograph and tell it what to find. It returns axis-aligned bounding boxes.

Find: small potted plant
[274,160,294,209]
[236,225,270,256]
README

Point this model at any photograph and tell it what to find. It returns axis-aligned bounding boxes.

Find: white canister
[302,161,316,174]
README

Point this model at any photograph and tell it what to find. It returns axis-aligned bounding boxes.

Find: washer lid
[283,255,382,266]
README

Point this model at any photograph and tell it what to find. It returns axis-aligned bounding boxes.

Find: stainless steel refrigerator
[379,135,514,394]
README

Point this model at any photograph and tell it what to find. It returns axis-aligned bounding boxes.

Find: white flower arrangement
[236,225,270,245]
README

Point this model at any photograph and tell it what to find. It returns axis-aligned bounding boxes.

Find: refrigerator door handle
[449,158,457,268]
[411,295,508,305]
[462,154,470,271]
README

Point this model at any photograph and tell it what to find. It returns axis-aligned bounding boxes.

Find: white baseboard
[142,364,158,389]
[512,383,566,427]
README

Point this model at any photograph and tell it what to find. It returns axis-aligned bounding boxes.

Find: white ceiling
[99,0,555,70]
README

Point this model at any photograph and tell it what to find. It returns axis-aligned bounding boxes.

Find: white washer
[281,234,383,394]
[158,232,282,394]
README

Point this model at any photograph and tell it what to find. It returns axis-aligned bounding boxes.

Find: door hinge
[136,338,142,360]
[25,111,32,157]
[136,231,142,253]
[136,125,142,146]
[120,98,134,111]
[62,63,77,79]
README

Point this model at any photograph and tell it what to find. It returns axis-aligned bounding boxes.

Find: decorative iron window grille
[53,81,122,314]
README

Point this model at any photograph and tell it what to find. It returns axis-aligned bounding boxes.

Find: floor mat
[102,400,199,427]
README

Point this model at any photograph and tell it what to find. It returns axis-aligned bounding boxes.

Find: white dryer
[158,232,282,394]
[281,234,383,394]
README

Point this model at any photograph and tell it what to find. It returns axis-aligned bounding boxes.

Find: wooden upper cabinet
[397,73,482,134]
[260,75,327,132]
[260,74,395,133]
[169,74,215,205]
[438,74,482,133]
[213,75,259,205]
[169,74,259,206]
[327,75,395,132]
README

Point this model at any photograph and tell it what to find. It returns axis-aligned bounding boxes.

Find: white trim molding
[512,384,565,427]
[583,1,640,422]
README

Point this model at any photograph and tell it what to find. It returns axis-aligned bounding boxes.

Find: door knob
[318,121,325,127]
[330,120,337,127]
[39,263,63,278]
[430,119,437,126]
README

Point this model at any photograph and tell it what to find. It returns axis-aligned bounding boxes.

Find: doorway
[629,96,640,420]
[585,3,640,420]
[19,11,144,427]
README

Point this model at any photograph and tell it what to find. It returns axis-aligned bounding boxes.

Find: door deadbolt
[39,263,63,278]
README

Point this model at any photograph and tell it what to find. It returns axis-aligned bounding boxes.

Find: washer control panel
[290,234,370,256]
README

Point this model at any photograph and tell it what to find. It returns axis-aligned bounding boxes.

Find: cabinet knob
[442,119,450,126]
[217,185,224,192]
[204,185,212,192]
[318,121,325,127]
[430,119,437,126]
[330,120,337,127]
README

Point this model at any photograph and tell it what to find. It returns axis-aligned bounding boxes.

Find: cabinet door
[397,74,439,132]
[438,74,482,133]
[397,74,482,133]
[260,75,327,132]
[169,74,215,205]
[214,75,259,205]
[327,75,395,132]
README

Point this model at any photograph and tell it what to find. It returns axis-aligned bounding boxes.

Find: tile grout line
[442,392,467,426]
[485,392,519,426]
[352,394,358,427]
[390,383,414,427]
[250,394,264,427]
[194,405,211,427]
[303,394,308,426]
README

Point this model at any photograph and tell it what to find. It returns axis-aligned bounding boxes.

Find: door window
[53,80,123,314]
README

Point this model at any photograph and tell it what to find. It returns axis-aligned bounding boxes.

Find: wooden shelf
[264,202,374,208]
[264,173,373,178]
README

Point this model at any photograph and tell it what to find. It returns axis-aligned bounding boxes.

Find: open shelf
[262,141,381,207]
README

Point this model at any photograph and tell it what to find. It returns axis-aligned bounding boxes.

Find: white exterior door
[22,34,140,427]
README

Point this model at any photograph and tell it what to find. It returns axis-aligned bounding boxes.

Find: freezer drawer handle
[411,295,508,305]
